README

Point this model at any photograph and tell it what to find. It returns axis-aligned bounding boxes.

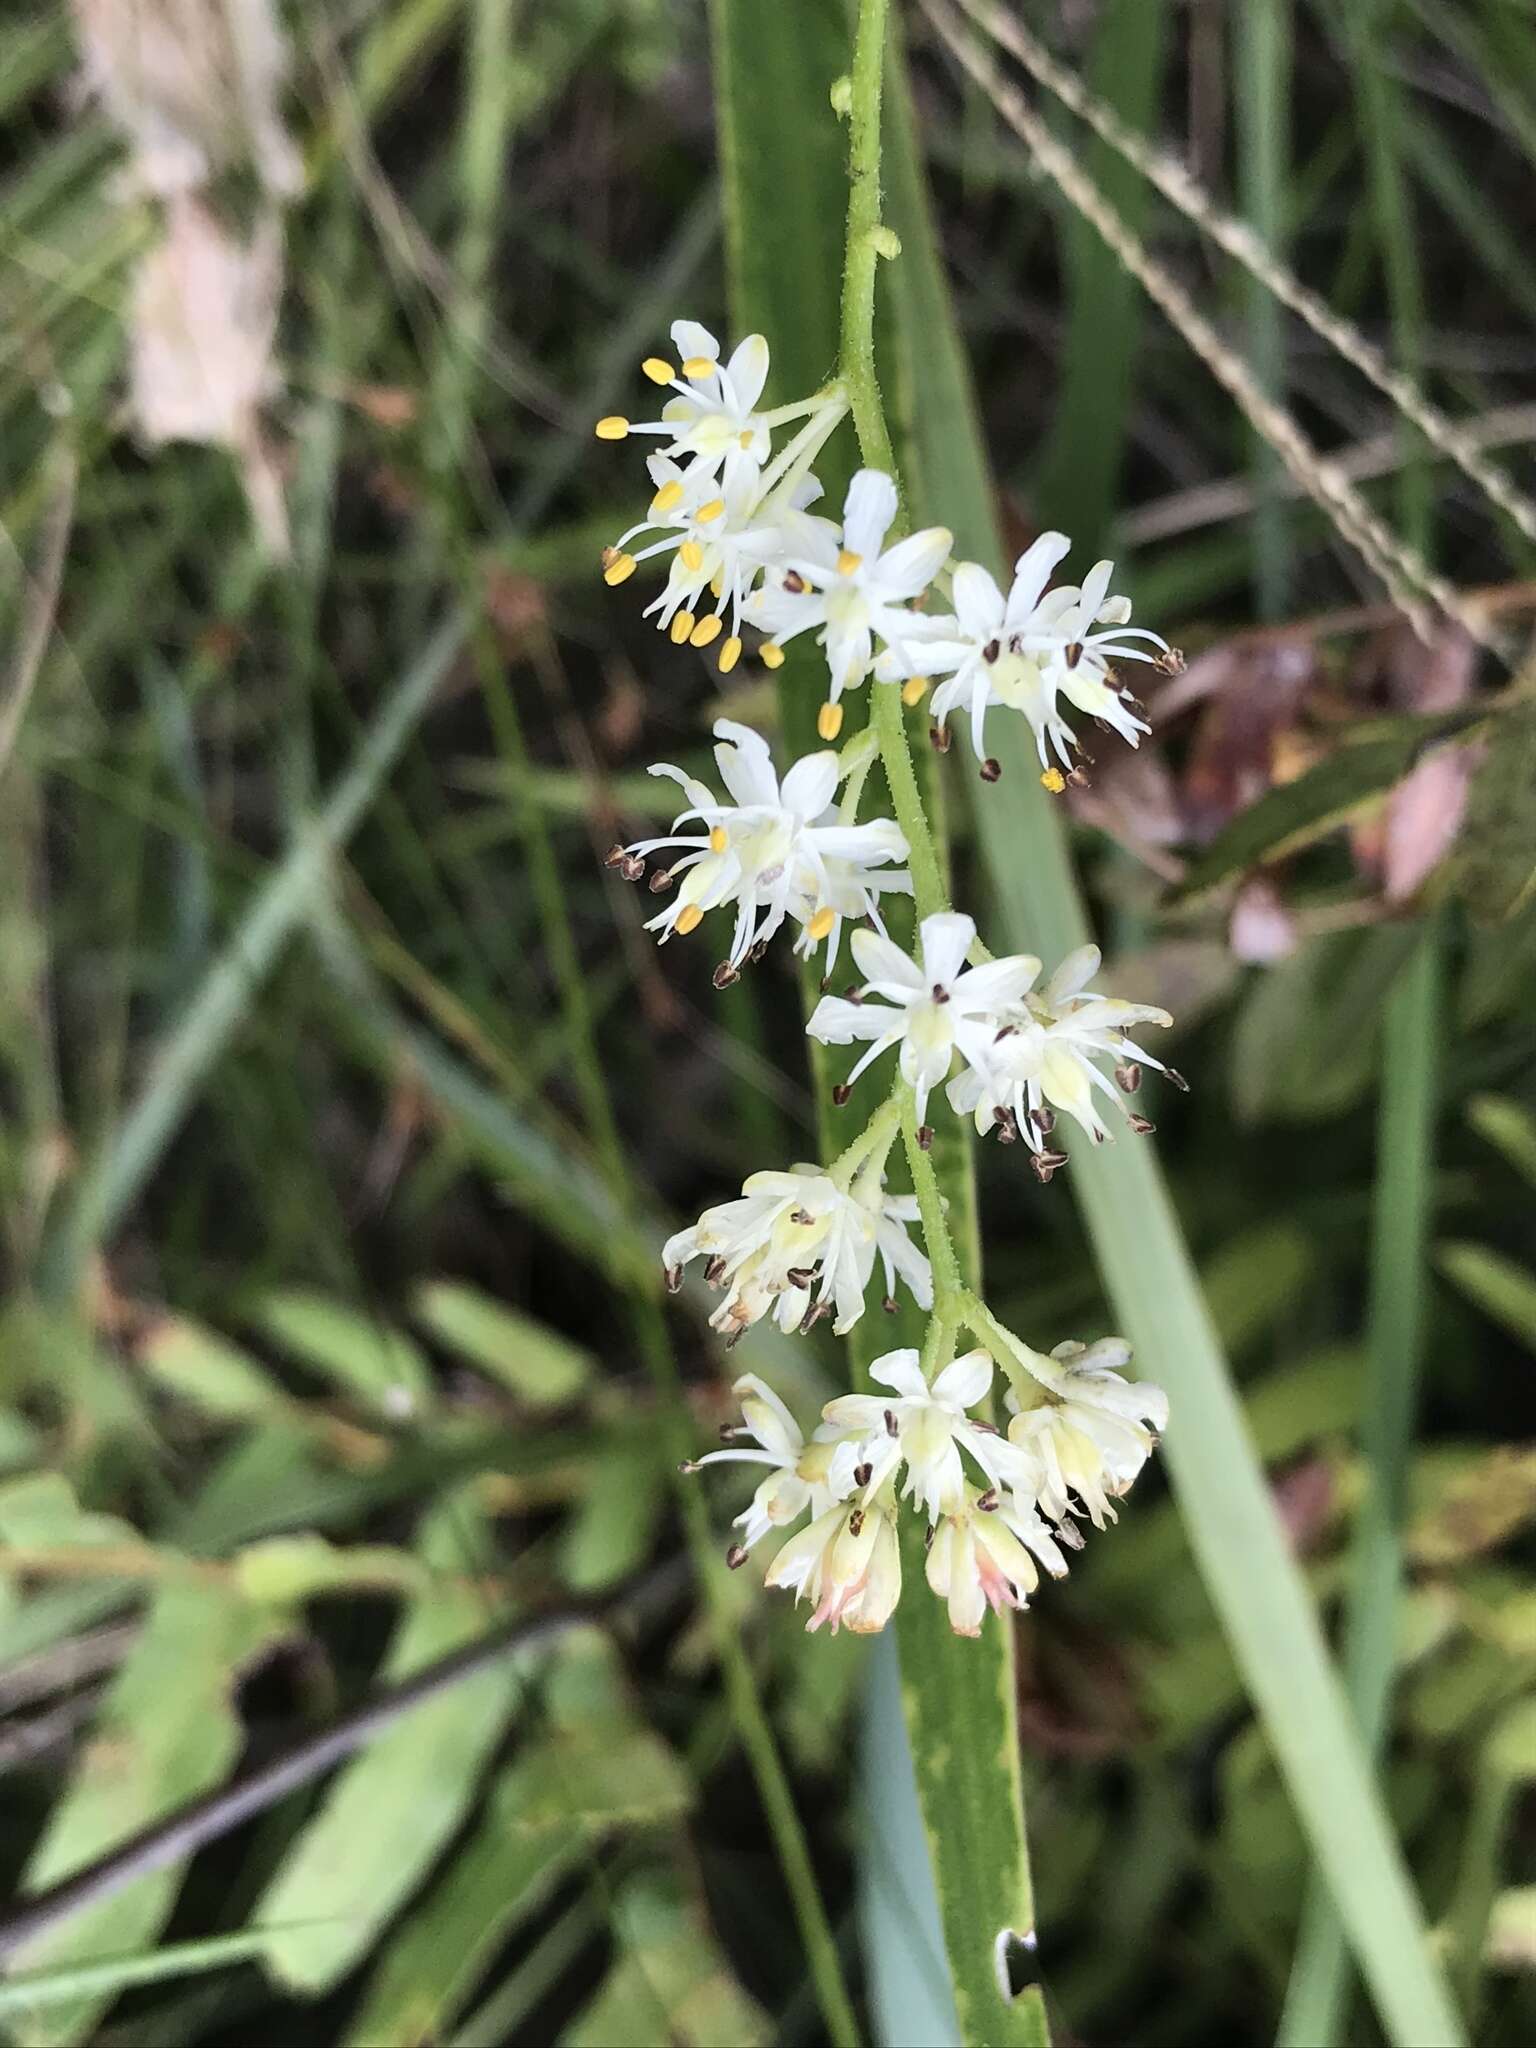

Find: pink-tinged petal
[778,750,839,820]
[876,525,953,601]
[669,318,718,364]
[952,953,1041,1011]
[918,910,976,988]
[868,1348,927,1399]
[725,332,770,410]
[805,995,896,1046]
[1007,532,1072,622]
[842,468,899,558]
[932,1347,993,1410]
[852,925,925,992]
[712,720,780,807]
[952,561,1006,641]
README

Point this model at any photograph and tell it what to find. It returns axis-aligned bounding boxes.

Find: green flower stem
[899,1092,964,1306]
[830,1093,903,1186]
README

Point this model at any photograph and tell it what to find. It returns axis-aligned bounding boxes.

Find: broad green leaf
[342,1777,574,2048]
[411,1279,593,1407]
[1407,1445,1536,1567]
[233,1532,427,1605]
[6,1586,275,2047]
[1437,1242,1536,1352]
[1173,706,1489,904]
[564,1873,769,2048]
[135,1315,286,1422]
[558,1442,665,1592]
[255,1490,524,1993]
[251,1288,435,1420]
[1467,1094,1536,1190]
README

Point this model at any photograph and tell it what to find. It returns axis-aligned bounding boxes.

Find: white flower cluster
[689,1337,1166,1637]
[599,319,1175,1636]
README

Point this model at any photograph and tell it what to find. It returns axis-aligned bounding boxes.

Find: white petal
[778,750,840,820]
[868,1349,927,1399]
[1007,532,1072,622]
[842,469,899,559]
[713,720,780,808]
[805,995,898,1045]
[932,1347,993,1410]
[952,953,1042,1012]
[670,318,719,364]
[852,926,924,992]
[875,526,952,602]
[951,561,1006,642]
[919,911,976,988]
[1046,943,1102,1002]
[733,1373,803,1460]
[725,333,770,410]
[1078,559,1115,619]
[825,620,873,695]
[809,820,909,866]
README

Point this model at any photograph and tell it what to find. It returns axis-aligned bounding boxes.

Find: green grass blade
[0,1930,282,2019]
[1233,0,1294,616]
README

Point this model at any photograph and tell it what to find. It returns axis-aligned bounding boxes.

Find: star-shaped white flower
[596,319,773,490]
[946,943,1176,1150]
[922,535,1166,769]
[745,469,952,704]
[821,1346,1012,1523]
[925,1483,1068,1636]
[626,720,910,970]
[806,911,1040,1126]
[663,1164,932,1338]
[1001,1334,1169,1530]
[764,1489,902,1634]
[686,1373,856,1554]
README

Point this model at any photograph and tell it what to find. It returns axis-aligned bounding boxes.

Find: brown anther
[712,961,740,990]
[980,757,1002,783]
[1122,693,1147,717]
[799,1300,832,1333]
[718,1423,743,1442]
[831,1083,853,1107]
[924,1522,937,1550]
[1155,645,1186,675]
[725,1326,747,1350]
[678,1458,701,1474]
[704,1256,727,1287]
[790,1208,815,1225]
[1007,632,1023,654]
[929,724,952,753]
[1030,1147,1070,1184]
[1033,1106,1055,1136]
[1115,1061,1142,1094]
[664,1264,684,1294]
[847,1508,865,1536]
[971,1419,1001,1436]
[844,985,865,1004]
[1065,766,1091,790]
[1167,1067,1191,1093]
[931,983,950,1004]
[785,1267,815,1287]
[749,939,769,965]
[982,638,1000,663]
[916,1123,934,1152]
[783,569,807,594]
[1128,1112,1157,1135]
[619,853,646,882]
[854,1462,872,1488]
[976,1487,1000,1513]
[648,868,675,894]
[993,1024,1017,1043]
[882,1294,899,1315]
[995,1115,1018,1146]
[604,843,628,868]
[1058,1518,1086,1551]
[1064,642,1083,669]
[884,1408,899,1436]
[726,1543,749,1570]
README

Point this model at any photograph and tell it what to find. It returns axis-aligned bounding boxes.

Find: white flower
[663,1164,932,1338]
[821,1346,1012,1522]
[687,1374,855,1554]
[806,911,1041,1125]
[788,846,912,979]
[925,1485,1063,1636]
[745,469,952,705]
[946,943,1175,1151]
[765,1490,902,1634]
[595,320,773,489]
[627,720,910,970]
[1003,1336,1169,1530]
[922,536,1166,769]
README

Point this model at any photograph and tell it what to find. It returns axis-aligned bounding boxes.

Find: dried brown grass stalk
[924,0,1507,657]
[950,0,1536,551]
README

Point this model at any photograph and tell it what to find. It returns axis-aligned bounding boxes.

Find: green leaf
[135,1316,286,1422]
[1173,706,1489,904]
[1466,1093,1536,1190]
[1230,926,1422,1126]
[251,1289,435,1420]
[1449,697,1536,923]
[558,1443,666,1592]
[6,1587,276,2047]
[564,1873,769,2048]
[254,1490,524,1993]
[411,1279,593,1406]
[0,1931,280,2020]
[1437,1241,1536,1352]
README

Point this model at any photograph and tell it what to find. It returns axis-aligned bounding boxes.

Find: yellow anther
[710,573,724,599]
[679,540,705,572]
[817,701,844,741]
[675,903,704,934]
[739,430,754,448]
[682,355,716,380]
[695,497,726,524]
[759,642,786,670]
[669,610,695,644]
[1040,767,1067,794]
[602,551,637,586]
[690,614,723,648]
[709,825,730,854]
[807,906,837,942]
[650,479,684,514]
[836,548,863,576]
[595,415,629,440]
[901,676,929,707]
[718,635,743,675]
[641,357,676,385]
